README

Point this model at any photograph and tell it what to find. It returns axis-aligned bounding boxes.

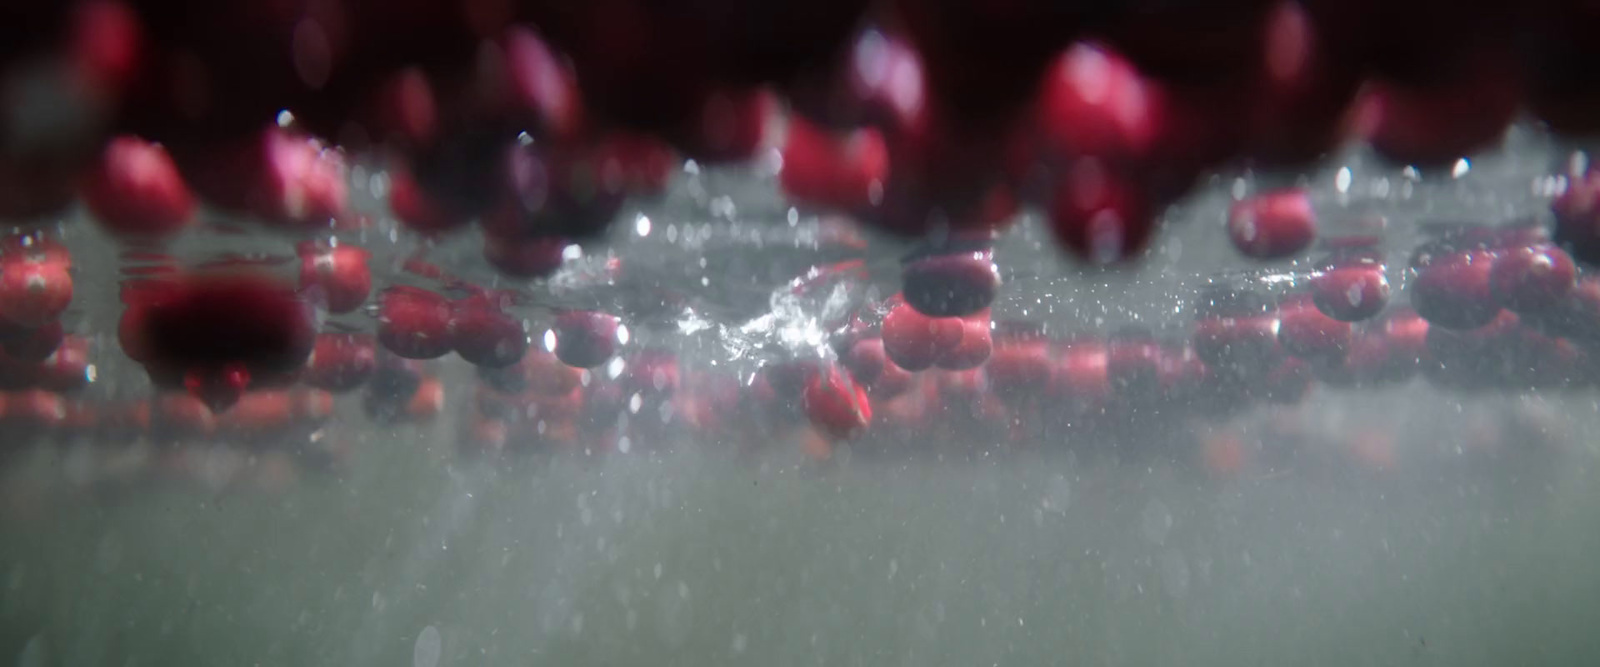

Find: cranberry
[1228,188,1316,260]
[0,253,72,327]
[377,286,453,360]
[216,389,296,440]
[780,118,890,213]
[900,246,999,318]
[0,389,67,439]
[1354,59,1520,167]
[482,234,567,280]
[1310,253,1390,322]
[1489,243,1577,314]
[180,126,348,230]
[1409,248,1501,330]
[0,319,64,363]
[1048,158,1154,264]
[1277,294,1353,362]
[552,310,621,369]
[297,243,371,314]
[1032,43,1163,167]
[1241,1,1362,167]
[302,333,376,393]
[449,297,528,370]
[82,135,196,239]
[936,311,993,371]
[405,376,445,422]
[802,365,872,441]
[881,298,965,371]
[785,26,926,130]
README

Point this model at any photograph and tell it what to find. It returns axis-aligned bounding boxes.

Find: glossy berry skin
[1310,254,1390,322]
[1277,294,1353,362]
[0,254,73,327]
[881,298,965,372]
[1409,249,1501,330]
[1228,188,1316,260]
[450,297,528,369]
[844,338,914,400]
[1047,159,1154,264]
[297,243,371,314]
[302,333,376,393]
[482,235,567,280]
[901,249,999,319]
[82,135,195,239]
[552,310,621,369]
[779,118,889,212]
[936,311,993,371]
[802,365,872,441]
[376,286,454,360]
[1489,243,1577,315]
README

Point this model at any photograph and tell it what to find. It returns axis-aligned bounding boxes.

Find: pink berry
[82,135,196,239]
[1228,187,1316,259]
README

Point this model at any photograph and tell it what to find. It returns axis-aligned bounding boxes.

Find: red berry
[387,161,468,236]
[149,393,215,442]
[303,333,376,393]
[552,310,621,369]
[1489,243,1577,315]
[936,311,993,371]
[478,346,583,397]
[881,299,965,371]
[1034,43,1163,166]
[450,297,528,369]
[1409,248,1501,330]
[779,117,889,213]
[297,243,371,314]
[377,286,454,360]
[1053,339,1112,412]
[0,255,72,327]
[82,135,195,239]
[901,248,999,318]
[1,389,68,439]
[1309,253,1390,322]
[987,328,1053,406]
[802,365,872,441]
[1047,158,1154,264]
[1228,187,1316,260]
[32,334,91,392]
[482,234,567,279]
[1277,294,1353,362]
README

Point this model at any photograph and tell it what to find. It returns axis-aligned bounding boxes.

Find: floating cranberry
[479,346,583,397]
[1048,159,1154,264]
[1489,243,1577,315]
[482,234,567,279]
[297,243,371,314]
[802,365,872,441]
[1228,188,1316,260]
[552,310,621,369]
[936,311,993,370]
[1310,253,1390,322]
[1409,248,1501,330]
[377,286,454,360]
[216,389,296,440]
[450,297,528,369]
[1381,306,1432,373]
[82,135,196,239]
[900,248,999,319]
[406,376,446,422]
[780,118,889,213]
[1354,61,1520,167]
[181,126,348,229]
[0,254,73,327]
[1033,43,1163,167]
[303,333,376,392]
[881,298,965,371]
[1277,294,1352,362]
[0,318,64,362]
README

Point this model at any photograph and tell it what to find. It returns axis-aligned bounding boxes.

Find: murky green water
[3,390,1598,667]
